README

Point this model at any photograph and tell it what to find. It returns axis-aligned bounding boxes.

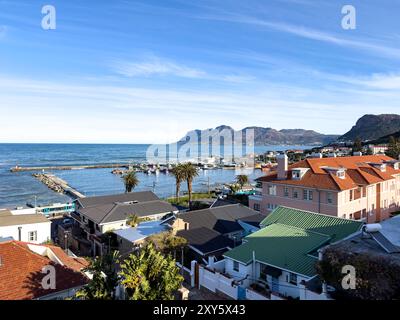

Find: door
[237,286,246,300]
[271,277,279,293]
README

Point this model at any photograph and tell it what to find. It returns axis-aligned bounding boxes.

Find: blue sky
[1,0,400,143]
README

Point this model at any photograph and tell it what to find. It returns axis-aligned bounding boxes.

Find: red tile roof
[0,241,88,300]
[257,155,400,191]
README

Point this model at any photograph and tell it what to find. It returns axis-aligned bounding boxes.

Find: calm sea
[0,143,313,209]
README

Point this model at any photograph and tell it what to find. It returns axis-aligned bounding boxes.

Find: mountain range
[177,114,400,146]
[178,125,339,146]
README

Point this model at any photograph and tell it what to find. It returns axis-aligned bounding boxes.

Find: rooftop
[78,199,178,224]
[257,155,400,191]
[76,191,159,208]
[0,241,88,300]
[177,204,265,235]
[0,210,50,227]
[177,227,234,255]
[113,220,168,243]
[224,206,363,277]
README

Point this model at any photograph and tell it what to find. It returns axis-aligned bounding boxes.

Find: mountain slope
[178,126,339,146]
[339,114,400,142]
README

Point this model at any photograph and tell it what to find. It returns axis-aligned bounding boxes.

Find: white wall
[0,222,51,244]
[225,258,253,287]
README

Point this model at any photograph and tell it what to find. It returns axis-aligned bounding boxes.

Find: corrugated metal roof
[224,206,363,277]
[260,206,363,242]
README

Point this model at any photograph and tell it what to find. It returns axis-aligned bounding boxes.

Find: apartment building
[249,155,400,223]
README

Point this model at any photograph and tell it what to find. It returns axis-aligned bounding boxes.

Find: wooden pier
[10,163,131,172]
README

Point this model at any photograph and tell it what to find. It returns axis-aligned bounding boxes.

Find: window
[28,231,37,242]
[268,185,277,196]
[289,273,297,285]
[253,203,260,211]
[293,190,298,199]
[349,190,353,202]
[327,192,333,204]
[284,187,289,197]
[303,189,312,201]
[233,261,239,272]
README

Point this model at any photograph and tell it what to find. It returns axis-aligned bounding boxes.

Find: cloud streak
[200,14,400,59]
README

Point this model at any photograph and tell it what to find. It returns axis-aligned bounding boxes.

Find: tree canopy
[74,251,120,300]
[122,171,139,193]
[119,244,184,300]
[386,136,400,160]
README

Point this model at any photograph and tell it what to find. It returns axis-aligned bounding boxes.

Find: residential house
[366,144,388,155]
[113,219,171,256]
[0,209,51,244]
[318,216,400,299]
[169,204,266,265]
[221,206,363,300]
[70,191,178,256]
[0,240,88,300]
[249,155,400,223]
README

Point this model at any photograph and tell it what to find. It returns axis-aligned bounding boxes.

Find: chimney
[277,154,288,180]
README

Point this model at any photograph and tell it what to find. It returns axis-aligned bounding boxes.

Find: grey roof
[238,213,266,227]
[177,227,234,255]
[178,204,263,234]
[0,211,50,227]
[210,198,240,208]
[79,200,177,224]
[76,191,159,208]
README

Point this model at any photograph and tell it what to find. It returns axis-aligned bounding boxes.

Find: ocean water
[0,143,313,209]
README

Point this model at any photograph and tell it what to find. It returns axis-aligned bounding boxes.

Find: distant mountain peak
[339,114,400,142]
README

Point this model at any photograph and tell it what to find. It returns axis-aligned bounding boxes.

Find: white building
[0,209,51,244]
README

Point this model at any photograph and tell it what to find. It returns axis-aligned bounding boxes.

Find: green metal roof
[224,206,363,277]
[260,206,363,243]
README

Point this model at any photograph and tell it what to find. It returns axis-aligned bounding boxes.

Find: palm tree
[236,174,249,189]
[127,214,140,227]
[170,165,185,201]
[122,171,139,193]
[181,162,198,206]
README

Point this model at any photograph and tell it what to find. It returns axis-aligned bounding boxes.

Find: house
[0,240,88,300]
[220,206,363,300]
[318,216,400,299]
[0,209,51,244]
[366,144,388,155]
[169,204,266,265]
[249,154,400,223]
[113,219,170,255]
[70,191,178,256]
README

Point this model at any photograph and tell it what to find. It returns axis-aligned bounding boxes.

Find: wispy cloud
[111,55,255,83]
[200,14,400,59]
[112,56,206,79]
